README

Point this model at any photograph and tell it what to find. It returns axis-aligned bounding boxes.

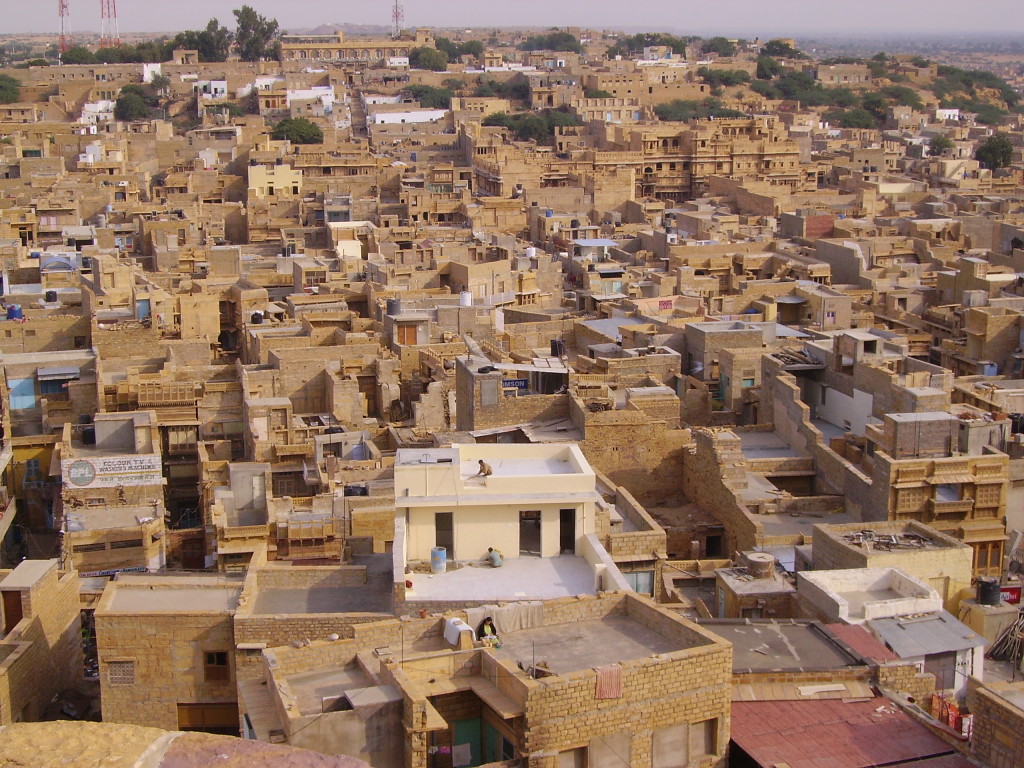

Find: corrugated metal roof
[37,365,80,381]
[731,698,973,768]
[868,611,985,658]
[823,623,898,663]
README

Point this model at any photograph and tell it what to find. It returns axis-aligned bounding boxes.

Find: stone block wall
[967,677,1024,768]
[522,641,731,768]
[0,564,82,724]
[96,598,236,730]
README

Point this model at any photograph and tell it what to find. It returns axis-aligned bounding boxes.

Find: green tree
[975,134,1013,169]
[234,5,279,62]
[61,45,96,64]
[824,108,876,129]
[150,73,172,98]
[481,109,579,143]
[584,88,614,99]
[434,37,459,61]
[518,32,581,54]
[750,80,781,99]
[0,74,20,104]
[755,56,782,80]
[927,135,954,156]
[606,32,695,58]
[461,41,483,59]
[880,85,923,110]
[172,19,233,62]
[114,92,150,121]
[860,92,888,120]
[404,84,453,109]
[701,37,736,57]
[474,76,530,102]
[654,97,745,122]
[761,39,804,59]
[271,117,323,144]
[697,67,751,88]
[409,47,448,71]
[119,83,149,99]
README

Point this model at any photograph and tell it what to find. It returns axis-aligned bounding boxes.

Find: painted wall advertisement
[62,454,163,488]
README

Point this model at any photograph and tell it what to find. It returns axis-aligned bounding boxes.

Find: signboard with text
[62,454,163,488]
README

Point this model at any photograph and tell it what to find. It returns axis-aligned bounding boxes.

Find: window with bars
[166,425,198,454]
[204,651,230,682]
[110,539,144,550]
[72,542,107,553]
[108,660,136,686]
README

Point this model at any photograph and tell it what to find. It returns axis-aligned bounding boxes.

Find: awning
[928,474,975,484]
[37,365,80,381]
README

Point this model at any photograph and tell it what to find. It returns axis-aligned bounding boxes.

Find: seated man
[475,459,493,477]
[484,547,503,567]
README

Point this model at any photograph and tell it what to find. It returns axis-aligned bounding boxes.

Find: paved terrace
[492,614,685,674]
[252,554,393,614]
[406,555,597,602]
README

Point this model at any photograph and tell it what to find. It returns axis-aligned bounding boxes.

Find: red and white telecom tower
[99,0,120,49]
[58,0,72,54]
[391,0,404,39]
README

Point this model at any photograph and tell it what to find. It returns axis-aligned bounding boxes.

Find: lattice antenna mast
[58,0,72,54]
[391,0,404,39]
[99,0,120,48]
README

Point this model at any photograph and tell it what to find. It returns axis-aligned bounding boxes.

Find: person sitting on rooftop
[484,547,503,568]
[477,616,500,647]
[475,459,493,477]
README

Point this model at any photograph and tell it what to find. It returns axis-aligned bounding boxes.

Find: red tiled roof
[823,623,899,663]
[731,698,974,768]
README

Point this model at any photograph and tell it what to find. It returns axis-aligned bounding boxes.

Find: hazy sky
[7,0,1022,37]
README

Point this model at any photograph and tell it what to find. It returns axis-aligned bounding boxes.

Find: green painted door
[453,718,481,767]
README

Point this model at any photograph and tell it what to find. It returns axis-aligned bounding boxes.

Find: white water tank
[460,291,473,307]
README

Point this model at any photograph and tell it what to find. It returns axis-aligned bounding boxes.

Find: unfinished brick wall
[578,409,693,506]
[604,487,667,558]
[681,430,759,554]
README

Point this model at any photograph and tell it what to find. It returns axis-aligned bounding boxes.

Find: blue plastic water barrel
[430,546,447,574]
[6,304,23,320]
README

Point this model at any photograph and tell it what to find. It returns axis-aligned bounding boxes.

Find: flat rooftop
[253,555,393,615]
[0,559,57,590]
[492,614,687,674]
[65,505,158,531]
[699,620,861,672]
[995,684,1024,711]
[104,585,241,613]
[753,509,856,538]
[458,457,576,478]
[837,587,902,619]
[286,666,373,716]
[406,555,597,602]
[737,431,801,460]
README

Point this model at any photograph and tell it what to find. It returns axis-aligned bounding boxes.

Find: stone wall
[967,677,1024,768]
[96,589,236,730]
[0,563,83,724]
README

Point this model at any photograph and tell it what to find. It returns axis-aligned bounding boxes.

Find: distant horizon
[1,0,1020,38]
